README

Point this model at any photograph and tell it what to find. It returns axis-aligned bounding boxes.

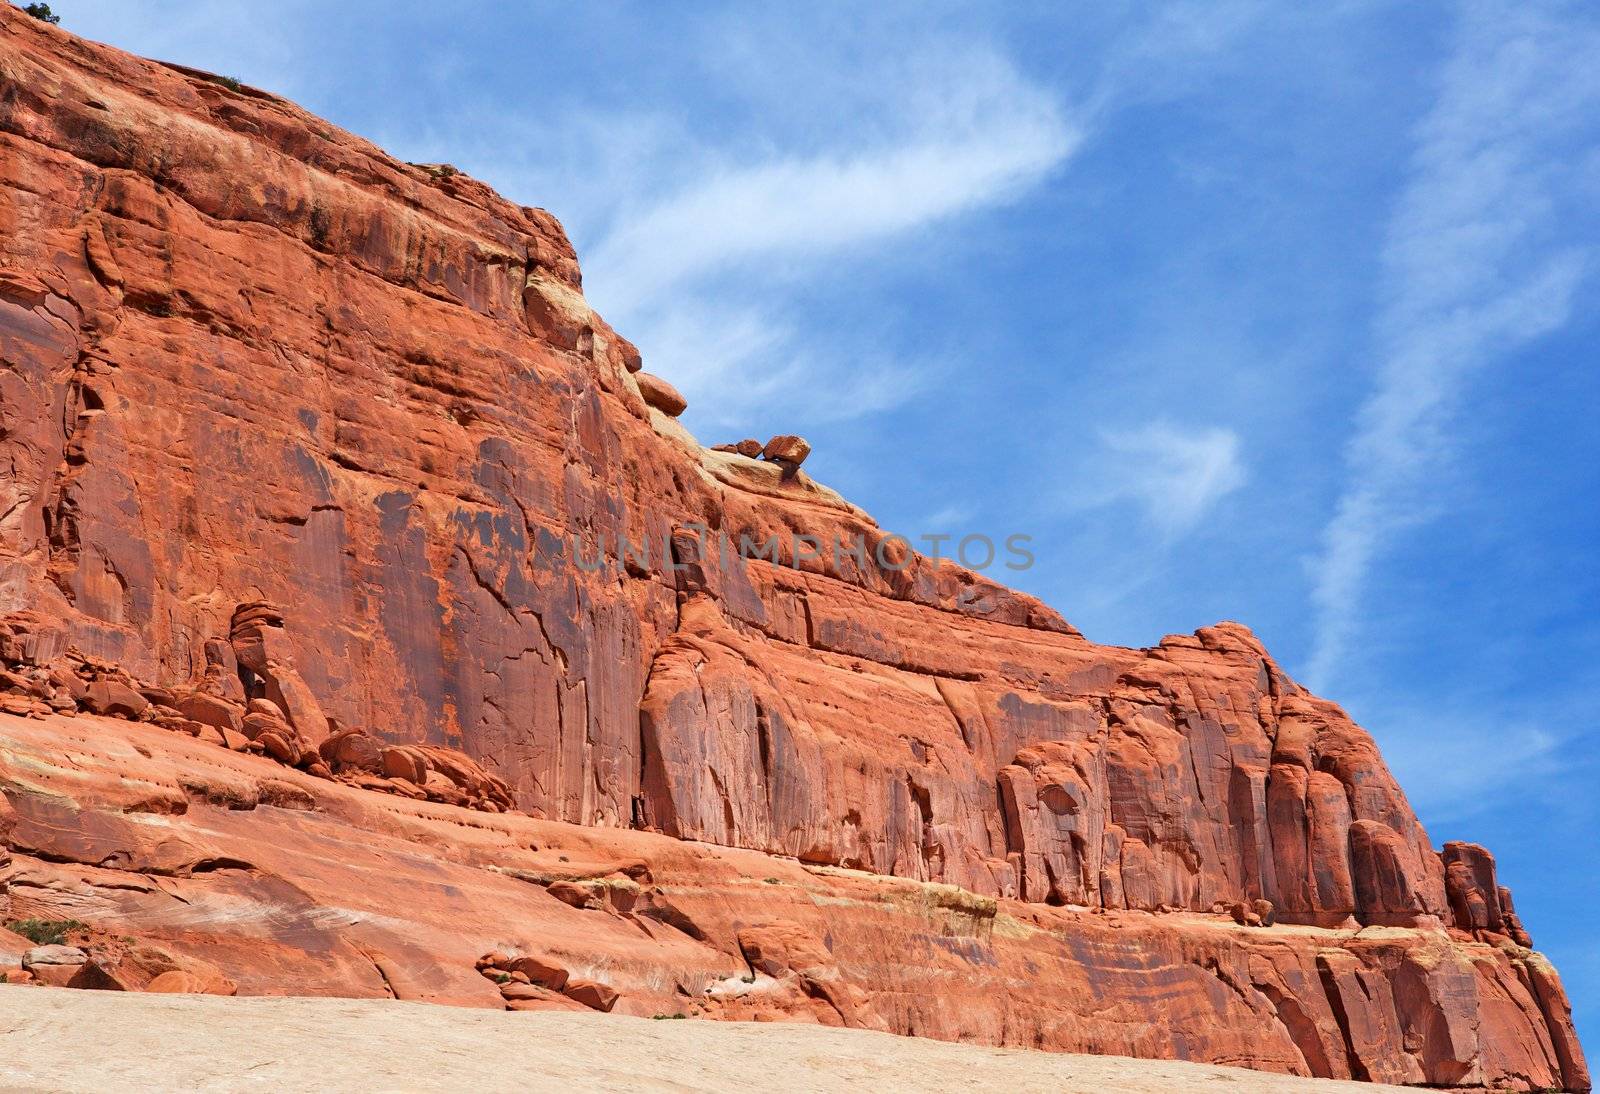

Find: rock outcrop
[634,372,687,418]
[0,709,1588,1089]
[760,433,811,469]
[0,11,1587,1090]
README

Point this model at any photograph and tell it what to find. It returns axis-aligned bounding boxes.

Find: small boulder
[175,693,245,734]
[241,711,289,740]
[247,698,287,720]
[635,372,687,417]
[710,439,763,458]
[51,669,89,704]
[25,964,80,987]
[320,730,382,772]
[380,745,430,784]
[421,772,469,806]
[507,954,569,991]
[67,958,136,991]
[167,718,206,737]
[82,678,149,719]
[761,434,811,468]
[416,746,515,809]
[23,944,86,986]
[23,944,87,968]
[1252,898,1276,927]
[619,341,644,374]
[256,728,302,766]
[563,977,619,1012]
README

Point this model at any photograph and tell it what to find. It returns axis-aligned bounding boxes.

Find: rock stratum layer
[0,11,1587,1090]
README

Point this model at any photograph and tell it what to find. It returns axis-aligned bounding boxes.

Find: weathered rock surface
[0,11,1587,1090]
[0,710,1587,1089]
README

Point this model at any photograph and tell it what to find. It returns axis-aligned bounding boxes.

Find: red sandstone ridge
[0,10,1587,1091]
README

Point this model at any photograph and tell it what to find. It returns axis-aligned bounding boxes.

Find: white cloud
[1373,712,1563,824]
[1307,0,1600,691]
[564,46,1078,432]
[921,503,977,532]
[62,1,313,101]
[586,94,1077,310]
[630,296,924,429]
[1075,422,1247,535]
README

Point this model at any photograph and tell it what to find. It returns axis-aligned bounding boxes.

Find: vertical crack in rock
[1315,954,1372,1083]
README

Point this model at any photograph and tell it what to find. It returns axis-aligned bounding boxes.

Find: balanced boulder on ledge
[761,434,811,468]
[635,372,687,417]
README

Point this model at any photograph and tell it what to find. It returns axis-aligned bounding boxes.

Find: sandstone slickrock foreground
[0,989,1423,1094]
[0,10,1588,1090]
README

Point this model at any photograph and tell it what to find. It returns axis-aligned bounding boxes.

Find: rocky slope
[0,10,1587,1090]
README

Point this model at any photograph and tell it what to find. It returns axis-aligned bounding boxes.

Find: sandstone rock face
[0,12,1586,1090]
[0,710,1587,1090]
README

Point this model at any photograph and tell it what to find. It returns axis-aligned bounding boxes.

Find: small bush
[494,972,511,984]
[308,205,331,250]
[762,877,780,884]
[214,75,243,93]
[651,1013,687,1020]
[24,4,61,25]
[5,918,87,946]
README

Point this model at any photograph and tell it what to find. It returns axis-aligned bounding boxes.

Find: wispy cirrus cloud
[587,80,1077,310]
[1070,422,1247,536]
[576,45,1079,429]
[1307,0,1600,691]
[1375,709,1566,823]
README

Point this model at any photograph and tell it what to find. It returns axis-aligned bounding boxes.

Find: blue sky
[50,0,1600,1048]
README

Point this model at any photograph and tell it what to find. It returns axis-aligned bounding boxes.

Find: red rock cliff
[0,11,1587,1090]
